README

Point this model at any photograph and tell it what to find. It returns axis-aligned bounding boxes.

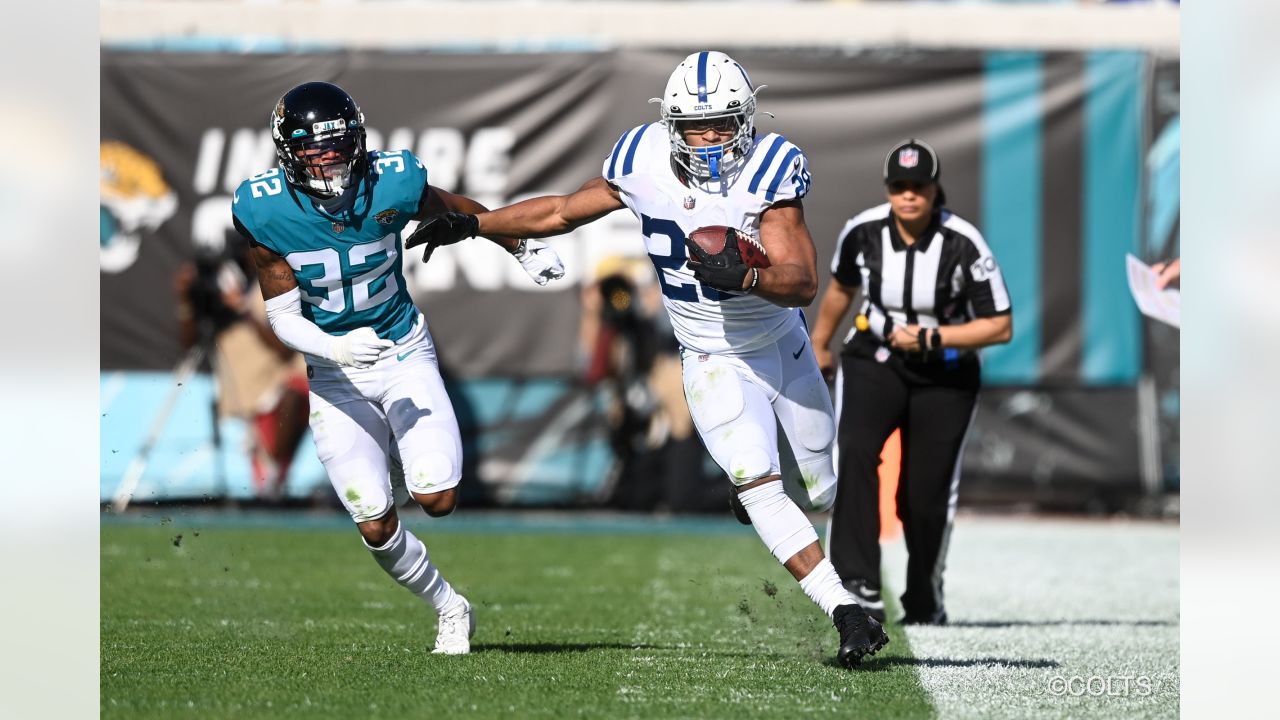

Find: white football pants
[307,327,463,522]
[680,317,838,510]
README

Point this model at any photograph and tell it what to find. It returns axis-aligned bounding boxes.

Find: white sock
[798,558,858,619]
[365,523,460,614]
[738,480,820,565]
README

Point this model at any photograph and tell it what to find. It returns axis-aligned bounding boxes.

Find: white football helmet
[653,51,761,182]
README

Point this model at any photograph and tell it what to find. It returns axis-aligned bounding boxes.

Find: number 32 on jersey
[287,235,400,315]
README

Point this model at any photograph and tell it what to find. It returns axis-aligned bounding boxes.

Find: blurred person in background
[408,51,888,668]
[580,258,718,513]
[234,81,566,656]
[173,239,310,502]
[810,139,1012,625]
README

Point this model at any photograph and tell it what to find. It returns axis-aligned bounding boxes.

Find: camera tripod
[110,314,230,513]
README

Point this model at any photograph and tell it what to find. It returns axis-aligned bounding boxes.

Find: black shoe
[833,603,889,668]
[899,608,948,626]
[844,579,887,624]
[729,490,751,525]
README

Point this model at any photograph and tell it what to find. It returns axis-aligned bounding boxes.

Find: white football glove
[512,239,566,286]
[330,327,394,368]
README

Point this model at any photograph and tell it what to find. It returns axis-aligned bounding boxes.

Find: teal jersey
[232,149,427,341]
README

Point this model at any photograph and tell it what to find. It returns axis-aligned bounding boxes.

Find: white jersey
[603,123,812,355]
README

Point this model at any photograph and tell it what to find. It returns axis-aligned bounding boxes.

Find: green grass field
[101,512,1177,719]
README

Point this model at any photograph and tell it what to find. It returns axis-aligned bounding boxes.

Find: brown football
[686,225,771,269]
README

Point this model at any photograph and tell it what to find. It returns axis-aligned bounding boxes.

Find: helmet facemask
[664,99,756,182]
[654,51,761,186]
[276,129,366,199]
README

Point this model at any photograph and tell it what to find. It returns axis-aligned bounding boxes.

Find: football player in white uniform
[408,52,888,667]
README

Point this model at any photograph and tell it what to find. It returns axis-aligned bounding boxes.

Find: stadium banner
[101,48,1177,504]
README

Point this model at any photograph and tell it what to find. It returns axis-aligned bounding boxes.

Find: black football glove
[685,231,750,292]
[404,212,479,263]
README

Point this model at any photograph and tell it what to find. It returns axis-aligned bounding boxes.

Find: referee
[809,139,1013,625]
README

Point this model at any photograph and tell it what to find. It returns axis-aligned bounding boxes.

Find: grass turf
[102,516,933,719]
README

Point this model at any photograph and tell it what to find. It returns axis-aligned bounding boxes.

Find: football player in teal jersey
[233,81,566,655]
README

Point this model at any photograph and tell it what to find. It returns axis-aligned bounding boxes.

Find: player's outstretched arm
[407,177,624,251]
[247,244,391,368]
[406,178,624,284]
[411,184,568,285]
[754,199,820,307]
[477,176,626,239]
[418,185,521,253]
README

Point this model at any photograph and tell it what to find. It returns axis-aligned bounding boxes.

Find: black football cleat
[899,609,948,626]
[729,490,751,525]
[834,603,889,668]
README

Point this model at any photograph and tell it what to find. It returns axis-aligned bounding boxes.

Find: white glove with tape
[331,327,394,368]
[512,239,566,286]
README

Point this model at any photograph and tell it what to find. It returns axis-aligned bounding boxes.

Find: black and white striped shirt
[831,203,1011,358]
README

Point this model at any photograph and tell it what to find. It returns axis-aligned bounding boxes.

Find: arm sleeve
[264,287,342,362]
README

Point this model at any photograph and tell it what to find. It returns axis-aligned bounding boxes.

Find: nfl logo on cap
[899,148,919,168]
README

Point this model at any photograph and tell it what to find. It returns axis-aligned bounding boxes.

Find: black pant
[829,349,978,619]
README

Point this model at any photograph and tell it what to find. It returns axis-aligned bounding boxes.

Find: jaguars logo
[374,209,399,225]
[100,141,178,273]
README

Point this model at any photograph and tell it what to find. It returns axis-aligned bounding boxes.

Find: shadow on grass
[945,619,1176,628]
[471,642,755,657]
[853,655,1063,671]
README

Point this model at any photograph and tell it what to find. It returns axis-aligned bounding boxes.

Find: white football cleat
[432,596,475,655]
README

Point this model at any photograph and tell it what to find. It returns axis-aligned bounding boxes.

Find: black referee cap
[884,139,940,185]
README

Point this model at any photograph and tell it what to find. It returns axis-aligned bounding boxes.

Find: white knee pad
[401,431,461,494]
[405,451,459,495]
[738,480,819,564]
[792,455,837,512]
[727,441,774,486]
[395,416,463,495]
[329,457,393,522]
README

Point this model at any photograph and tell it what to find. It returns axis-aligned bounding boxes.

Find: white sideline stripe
[883,516,1179,718]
